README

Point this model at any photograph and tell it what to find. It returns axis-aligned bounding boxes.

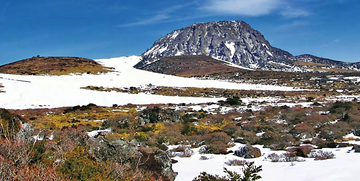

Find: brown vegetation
[141,55,247,77]
[0,56,111,75]
[293,61,329,67]
[2,98,360,180]
[81,85,328,100]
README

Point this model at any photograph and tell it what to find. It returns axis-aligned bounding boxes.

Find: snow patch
[171,31,179,39]
[266,50,273,57]
[262,43,269,50]
[158,45,168,54]
[87,128,111,137]
[175,51,183,56]
[224,42,236,58]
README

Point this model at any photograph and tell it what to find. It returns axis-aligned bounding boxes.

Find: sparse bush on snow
[308,150,335,160]
[264,152,305,162]
[224,159,249,166]
[193,162,262,181]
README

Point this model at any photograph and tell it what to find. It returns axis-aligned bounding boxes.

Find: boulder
[353,144,360,153]
[287,145,314,157]
[89,136,178,180]
[88,136,140,163]
[17,122,34,142]
[234,144,261,158]
[154,151,177,180]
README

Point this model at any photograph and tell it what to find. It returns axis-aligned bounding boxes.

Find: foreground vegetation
[0,56,112,75]
[1,98,360,180]
[81,85,338,99]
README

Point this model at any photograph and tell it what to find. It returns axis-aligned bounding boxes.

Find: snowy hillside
[0,56,300,109]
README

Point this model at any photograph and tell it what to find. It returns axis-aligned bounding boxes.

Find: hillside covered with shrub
[1,98,360,180]
[0,56,111,75]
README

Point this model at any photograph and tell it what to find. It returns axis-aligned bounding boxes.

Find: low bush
[308,150,335,160]
[199,156,210,160]
[224,96,243,106]
[202,132,232,146]
[193,162,262,181]
[264,152,305,162]
[258,131,279,147]
[233,130,259,145]
[222,123,240,136]
[264,153,283,162]
[282,152,301,162]
[207,141,228,154]
[224,159,249,166]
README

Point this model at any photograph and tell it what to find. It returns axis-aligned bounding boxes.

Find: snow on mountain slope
[0,56,302,109]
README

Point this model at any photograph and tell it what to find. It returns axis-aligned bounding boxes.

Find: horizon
[0,0,359,65]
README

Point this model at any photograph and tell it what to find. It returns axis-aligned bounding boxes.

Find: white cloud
[280,6,310,18]
[202,0,281,16]
[118,3,195,27]
[277,21,308,30]
[118,14,169,27]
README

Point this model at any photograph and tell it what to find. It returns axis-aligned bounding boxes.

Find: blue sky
[0,0,359,65]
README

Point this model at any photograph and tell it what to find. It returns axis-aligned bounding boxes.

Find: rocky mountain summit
[135,20,359,72]
[135,21,294,70]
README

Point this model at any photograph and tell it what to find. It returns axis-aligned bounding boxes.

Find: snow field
[172,143,360,181]
[0,56,302,109]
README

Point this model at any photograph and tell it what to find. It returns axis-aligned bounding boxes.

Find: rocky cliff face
[135,20,360,72]
[135,21,294,70]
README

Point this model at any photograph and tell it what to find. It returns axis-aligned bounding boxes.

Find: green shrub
[57,146,110,180]
[224,96,242,106]
[222,123,240,137]
[234,130,259,145]
[193,162,262,181]
[207,141,228,154]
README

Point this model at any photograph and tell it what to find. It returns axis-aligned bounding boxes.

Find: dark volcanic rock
[353,144,360,153]
[234,144,261,158]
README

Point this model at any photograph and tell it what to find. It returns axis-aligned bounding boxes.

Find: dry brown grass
[312,67,357,73]
[0,56,111,75]
[0,83,4,93]
[81,85,327,99]
[342,137,358,141]
[293,61,329,67]
[142,55,249,77]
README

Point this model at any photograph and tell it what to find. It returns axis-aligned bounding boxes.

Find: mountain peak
[135,20,293,70]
